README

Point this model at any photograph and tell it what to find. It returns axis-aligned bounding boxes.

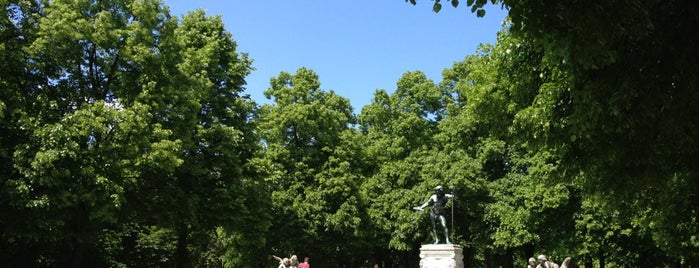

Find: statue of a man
[413,185,454,244]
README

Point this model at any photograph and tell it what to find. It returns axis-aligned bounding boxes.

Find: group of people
[273,255,310,268]
[527,255,572,268]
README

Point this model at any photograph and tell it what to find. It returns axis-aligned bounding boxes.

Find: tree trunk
[70,207,88,268]
[175,228,189,268]
[385,249,393,268]
[505,247,514,268]
[381,251,394,268]
[463,247,472,268]
[400,250,407,268]
[71,237,84,268]
[373,247,386,268]
[407,249,418,268]
[484,248,492,268]
[598,251,605,268]
[401,249,420,268]
[523,243,535,261]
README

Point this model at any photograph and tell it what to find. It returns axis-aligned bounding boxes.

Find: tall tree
[416,0,699,264]
[257,67,369,267]
[359,71,454,267]
[0,1,41,263]
[1,1,262,266]
[130,8,261,268]
[4,0,182,266]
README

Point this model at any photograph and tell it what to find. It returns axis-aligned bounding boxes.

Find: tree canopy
[1,0,697,267]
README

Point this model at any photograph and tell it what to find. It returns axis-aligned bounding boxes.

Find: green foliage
[499,1,699,263]
[256,67,371,267]
[2,0,697,267]
[1,0,261,266]
[406,0,494,17]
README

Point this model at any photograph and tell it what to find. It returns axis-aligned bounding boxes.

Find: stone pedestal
[419,244,464,268]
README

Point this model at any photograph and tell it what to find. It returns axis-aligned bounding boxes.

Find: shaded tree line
[1,0,697,267]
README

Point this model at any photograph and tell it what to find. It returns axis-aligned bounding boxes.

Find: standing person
[413,185,454,244]
[299,256,310,268]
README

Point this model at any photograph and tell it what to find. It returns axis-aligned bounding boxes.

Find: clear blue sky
[164,1,508,111]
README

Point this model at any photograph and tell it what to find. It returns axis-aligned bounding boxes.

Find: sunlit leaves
[256,67,367,266]
[13,100,180,237]
[3,1,262,266]
[4,0,698,266]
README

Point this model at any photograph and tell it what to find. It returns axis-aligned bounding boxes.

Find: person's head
[528,257,536,266]
[304,257,309,263]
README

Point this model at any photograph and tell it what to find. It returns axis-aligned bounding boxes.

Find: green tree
[257,67,369,267]
[128,8,262,268]
[3,0,183,266]
[1,1,263,267]
[0,1,41,263]
[12,102,180,267]
[505,1,699,263]
[359,71,454,267]
[434,28,584,267]
[416,0,699,265]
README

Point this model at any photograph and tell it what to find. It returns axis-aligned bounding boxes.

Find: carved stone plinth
[419,244,464,268]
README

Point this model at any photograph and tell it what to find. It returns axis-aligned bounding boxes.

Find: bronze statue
[413,185,454,244]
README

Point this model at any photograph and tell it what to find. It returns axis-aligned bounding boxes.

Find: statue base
[419,244,464,268]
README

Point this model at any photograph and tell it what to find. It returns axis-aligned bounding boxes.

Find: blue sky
[164,1,508,112]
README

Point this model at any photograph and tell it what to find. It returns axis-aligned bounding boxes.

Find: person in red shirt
[299,257,310,268]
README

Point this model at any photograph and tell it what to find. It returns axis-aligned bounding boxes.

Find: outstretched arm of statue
[413,195,435,211]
